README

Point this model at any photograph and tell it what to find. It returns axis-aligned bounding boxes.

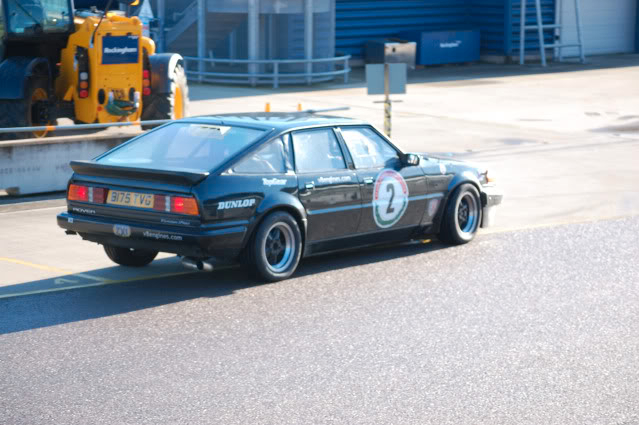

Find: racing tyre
[0,77,52,140]
[140,64,189,130]
[103,245,158,267]
[439,184,482,245]
[248,212,302,282]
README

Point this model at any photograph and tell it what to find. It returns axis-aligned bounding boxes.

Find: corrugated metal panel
[510,0,556,54]
[336,0,472,59]
[470,0,509,54]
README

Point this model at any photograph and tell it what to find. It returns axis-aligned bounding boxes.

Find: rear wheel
[439,184,482,245]
[104,245,158,267]
[247,212,302,282]
[141,64,189,130]
[0,77,52,139]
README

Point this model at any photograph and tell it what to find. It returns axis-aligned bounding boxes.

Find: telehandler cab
[0,0,188,138]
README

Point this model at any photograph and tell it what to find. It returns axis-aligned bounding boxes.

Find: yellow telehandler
[0,0,188,138]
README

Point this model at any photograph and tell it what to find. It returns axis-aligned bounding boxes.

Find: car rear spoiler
[70,160,210,186]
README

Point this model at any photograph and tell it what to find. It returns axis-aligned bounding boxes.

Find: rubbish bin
[364,38,416,69]
[398,30,480,66]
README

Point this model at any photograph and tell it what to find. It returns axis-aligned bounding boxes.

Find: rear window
[97,123,266,172]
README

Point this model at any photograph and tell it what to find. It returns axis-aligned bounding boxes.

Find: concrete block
[0,133,135,195]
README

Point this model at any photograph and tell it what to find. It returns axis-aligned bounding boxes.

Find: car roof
[183,112,368,132]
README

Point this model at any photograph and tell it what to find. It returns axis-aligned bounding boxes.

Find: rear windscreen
[98,123,266,172]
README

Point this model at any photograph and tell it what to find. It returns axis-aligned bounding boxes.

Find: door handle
[363,177,374,185]
[305,182,315,190]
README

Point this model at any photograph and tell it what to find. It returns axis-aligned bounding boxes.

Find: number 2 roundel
[373,169,409,228]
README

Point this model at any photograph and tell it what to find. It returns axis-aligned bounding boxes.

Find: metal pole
[304,0,313,85]
[555,0,562,61]
[574,0,585,63]
[157,0,165,53]
[248,0,259,86]
[535,0,547,66]
[197,0,206,82]
[384,63,391,138]
[520,0,526,65]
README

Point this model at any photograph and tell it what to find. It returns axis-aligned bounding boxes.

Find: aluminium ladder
[519,0,586,66]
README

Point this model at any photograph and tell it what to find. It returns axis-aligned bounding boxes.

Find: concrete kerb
[0,132,137,196]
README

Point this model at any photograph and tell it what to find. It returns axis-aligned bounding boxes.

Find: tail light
[76,47,90,99]
[68,184,106,203]
[153,195,199,216]
[142,51,151,96]
[69,185,198,216]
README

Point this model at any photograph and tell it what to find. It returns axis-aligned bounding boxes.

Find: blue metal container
[399,30,480,65]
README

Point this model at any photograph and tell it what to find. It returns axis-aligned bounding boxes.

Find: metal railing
[0,120,171,135]
[183,55,351,88]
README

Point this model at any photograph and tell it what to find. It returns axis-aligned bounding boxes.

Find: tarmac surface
[1,55,639,424]
[1,217,638,425]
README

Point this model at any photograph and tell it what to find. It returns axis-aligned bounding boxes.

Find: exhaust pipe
[181,257,214,272]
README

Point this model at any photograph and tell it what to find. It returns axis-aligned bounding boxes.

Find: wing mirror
[402,153,420,167]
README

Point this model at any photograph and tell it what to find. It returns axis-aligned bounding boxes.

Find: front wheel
[104,245,158,267]
[248,212,302,282]
[0,77,52,139]
[439,184,482,245]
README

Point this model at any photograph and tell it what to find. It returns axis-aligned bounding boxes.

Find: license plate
[107,190,154,208]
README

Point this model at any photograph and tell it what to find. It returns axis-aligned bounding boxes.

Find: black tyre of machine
[0,77,51,139]
[141,61,189,130]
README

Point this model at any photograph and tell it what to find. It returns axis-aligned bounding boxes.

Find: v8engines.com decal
[373,169,409,228]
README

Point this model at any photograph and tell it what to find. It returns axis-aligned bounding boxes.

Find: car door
[337,126,428,239]
[291,127,361,244]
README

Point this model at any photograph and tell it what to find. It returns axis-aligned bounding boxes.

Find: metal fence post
[304,0,313,85]
[248,0,259,86]
[197,0,206,83]
[273,62,279,89]
[344,57,348,83]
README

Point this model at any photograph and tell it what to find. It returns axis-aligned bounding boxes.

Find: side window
[0,6,5,38]
[232,138,287,174]
[292,129,346,173]
[6,0,71,34]
[340,127,399,169]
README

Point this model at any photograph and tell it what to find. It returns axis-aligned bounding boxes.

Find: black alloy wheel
[248,211,302,282]
[439,183,482,245]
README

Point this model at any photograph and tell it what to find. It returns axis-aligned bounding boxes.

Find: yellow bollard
[297,103,302,111]
[265,102,271,112]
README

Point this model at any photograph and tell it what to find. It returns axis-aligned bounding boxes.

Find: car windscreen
[97,122,266,172]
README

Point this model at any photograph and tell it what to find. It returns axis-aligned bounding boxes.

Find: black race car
[57,113,503,281]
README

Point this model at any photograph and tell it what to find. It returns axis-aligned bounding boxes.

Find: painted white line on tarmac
[0,205,66,215]
[0,271,196,300]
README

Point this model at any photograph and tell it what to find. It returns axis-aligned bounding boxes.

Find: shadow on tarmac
[0,239,449,335]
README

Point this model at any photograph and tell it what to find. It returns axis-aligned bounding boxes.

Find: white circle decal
[373,169,409,228]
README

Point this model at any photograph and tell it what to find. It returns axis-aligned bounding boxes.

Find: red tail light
[79,90,89,98]
[172,197,199,215]
[68,184,88,202]
[68,184,107,203]
[92,188,107,204]
[143,70,150,79]
[153,194,199,216]
[153,194,167,212]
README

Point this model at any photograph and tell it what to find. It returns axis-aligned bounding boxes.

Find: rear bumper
[57,212,246,259]
[480,185,503,228]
